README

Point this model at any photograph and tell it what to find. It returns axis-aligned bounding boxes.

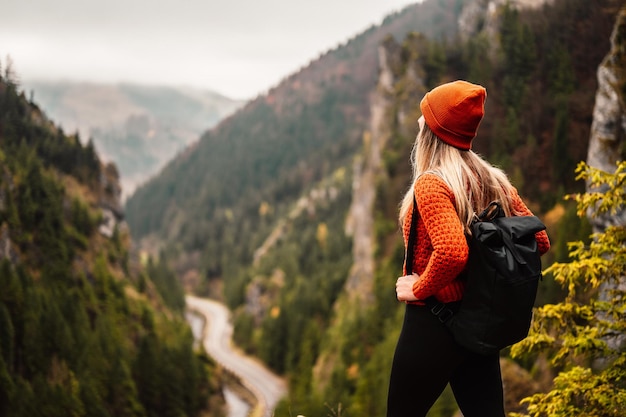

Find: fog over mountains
[2,0,416,99]
[23,80,243,199]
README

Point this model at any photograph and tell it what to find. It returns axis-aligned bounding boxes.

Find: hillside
[0,73,223,416]
[23,81,243,199]
[123,0,622,415]
[125,0,466,289]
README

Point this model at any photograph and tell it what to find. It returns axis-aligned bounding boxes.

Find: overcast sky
[1,0,418,100]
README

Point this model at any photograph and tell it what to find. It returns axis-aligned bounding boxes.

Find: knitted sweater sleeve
[412,174,469,300]
[510,188,551,255]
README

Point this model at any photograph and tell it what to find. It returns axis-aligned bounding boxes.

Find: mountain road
[186,295,287,417]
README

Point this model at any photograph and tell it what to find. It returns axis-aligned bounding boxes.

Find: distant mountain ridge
[124,0,464,268]
[115,0,624,414]
[22,81,244,199]
[0,73,222,416]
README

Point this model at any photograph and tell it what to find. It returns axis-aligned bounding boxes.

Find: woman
[386,80,550,417]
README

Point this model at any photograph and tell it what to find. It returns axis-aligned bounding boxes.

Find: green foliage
[510,162,626,417]
[569,161,626,218]
[0,77,100,187]
[465,34,493,86]
[145,255,186,312]
[234,174,354,376]
[424,40,448,88]
[551,97,572,183]
[269,3,622,414]
[123,0,474,294]
[500,4,537,96]
[518,366,626,417]
[0,74,217,416]
[116,1,622,416]
[547,43,575,96]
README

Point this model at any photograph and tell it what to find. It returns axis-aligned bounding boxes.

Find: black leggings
[387,304,505,417]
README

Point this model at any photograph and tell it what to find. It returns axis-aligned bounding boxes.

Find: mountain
[124,0,622,415]
[124,0,465,282]
[22,81,243,199]
[0,73,224,415]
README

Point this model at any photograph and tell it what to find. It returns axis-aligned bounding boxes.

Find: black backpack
[408,199,546,355]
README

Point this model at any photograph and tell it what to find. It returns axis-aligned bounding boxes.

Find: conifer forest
[1,0,625,416]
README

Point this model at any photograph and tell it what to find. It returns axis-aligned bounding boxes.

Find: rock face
[98,162,125,238]
[587,5,626,353]
[587,6,626,231]
[342,44,395,304]
[458,0,552,41]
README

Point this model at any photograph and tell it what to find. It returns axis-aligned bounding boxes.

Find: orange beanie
[419,80,486,150]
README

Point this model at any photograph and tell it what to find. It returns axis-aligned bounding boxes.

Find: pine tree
[0,302,15,415]
[551,98,573,184]
[133,334,161,416]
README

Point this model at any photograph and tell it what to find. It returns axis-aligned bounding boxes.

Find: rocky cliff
[586,5,626,356]
[458,0,551,42]
[311,41,401,388]
[587,5,626,231]
[0,74,220,416]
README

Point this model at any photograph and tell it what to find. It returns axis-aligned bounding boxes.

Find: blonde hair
[399,123,518,233]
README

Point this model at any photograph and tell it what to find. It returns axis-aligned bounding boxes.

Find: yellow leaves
[316,222,328,250]
[259,201,272,217]
[510,330,555,358]
[535,302,594,323]
[553,327,606,365]
[515,366,626,417]
[346,363,359,380]
[517,302,609,366]
[332,167,346,183]
[545,257,610,296]
[568,161,626,218]
[512,161,626,415]
[512,303,602,364]
[544,223,625,298]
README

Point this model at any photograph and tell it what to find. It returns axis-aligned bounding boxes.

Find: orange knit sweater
[403,174,551,304]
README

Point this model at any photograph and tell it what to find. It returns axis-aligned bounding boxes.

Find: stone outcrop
[459,0,549,38]
[587,5,626,357]
[98,161,125,238]
[342,44,395,303]
[458,0,551,59]
[587,6,626,231]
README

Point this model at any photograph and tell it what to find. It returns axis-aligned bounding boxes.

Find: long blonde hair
[399,123,518,233]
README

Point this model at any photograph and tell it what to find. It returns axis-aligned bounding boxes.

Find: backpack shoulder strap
[405,195,419,276]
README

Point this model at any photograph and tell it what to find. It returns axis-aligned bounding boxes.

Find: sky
[0,0,418,100]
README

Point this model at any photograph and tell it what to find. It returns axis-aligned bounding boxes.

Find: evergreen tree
[424,40,447,88]
[0,73,218,417]
[145,256,186,312]
[500,4,536,112]
[0,302,15,415]
[511,162,626,416]
[551,97,573,183]
[465,34,492,86]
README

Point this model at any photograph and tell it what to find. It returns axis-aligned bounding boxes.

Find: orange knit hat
[419,80,486,150]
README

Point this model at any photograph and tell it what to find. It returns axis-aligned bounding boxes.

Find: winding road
[186,295,287,417]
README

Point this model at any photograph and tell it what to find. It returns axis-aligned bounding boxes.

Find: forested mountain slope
[124,0,622,416]
[24,81,243,200]
[311,1,620,415]
[124,0,466,289]
[348,1,620,412]
[0,74,223,416]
